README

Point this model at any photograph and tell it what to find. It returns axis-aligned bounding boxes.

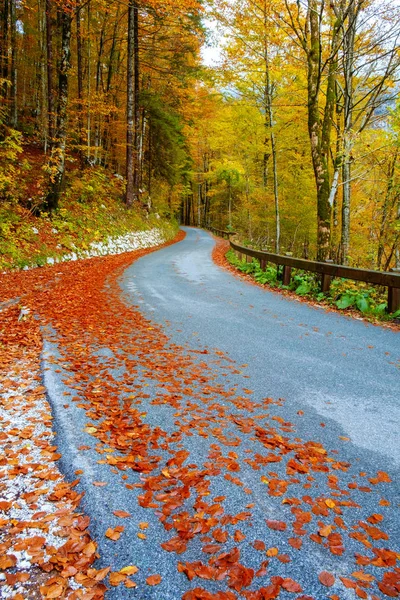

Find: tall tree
[9,0,16,127]
[125,0,139,207]
[45,0,54,143]
[45,2,72,211]
[283,0,343,260]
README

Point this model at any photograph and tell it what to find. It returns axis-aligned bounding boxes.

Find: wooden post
[260,258,266,270]
[246,254,252,263]
[282,253,292,286]
[388,268,400,313]
[282,265,291,286]
[238,252,243,261]
[321,259,334,293]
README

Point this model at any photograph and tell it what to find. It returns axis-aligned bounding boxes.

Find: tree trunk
[396,200,400,269]
[38,0,48,150]
[340,0,359,264]
[125,0,140,207]
[307,0,340,260]
[341,155,351,263]
[1,0,9,98]
[94,12,107,163]
[45,7,71,211]
[133,0,140,203]
[377,148,398,269]
[125,0,135,206]
[263,0,280,253]
[9,0,16,127]
[45,0,54,143]
[228,177,232,227]
[86,1,91,161]
[76,0,84,158]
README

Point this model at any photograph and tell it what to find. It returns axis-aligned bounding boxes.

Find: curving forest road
[44,227,400,599]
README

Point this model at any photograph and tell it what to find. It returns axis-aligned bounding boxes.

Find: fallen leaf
[319,571,335,587]
[146,574,162,586]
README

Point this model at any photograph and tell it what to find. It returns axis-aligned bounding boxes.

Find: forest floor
[0,143,174,272]
[1,227,399,600]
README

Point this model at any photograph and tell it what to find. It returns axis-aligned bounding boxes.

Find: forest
[0,0,400,270]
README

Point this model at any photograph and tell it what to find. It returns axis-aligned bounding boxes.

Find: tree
[283,0,400,261]
[45,2,72,211]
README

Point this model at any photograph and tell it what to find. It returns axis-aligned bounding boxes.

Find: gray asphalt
[44,227,400,599]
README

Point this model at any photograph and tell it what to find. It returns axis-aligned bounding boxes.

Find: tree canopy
[1,0,399,267]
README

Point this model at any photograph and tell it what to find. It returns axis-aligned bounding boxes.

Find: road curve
[122,227,400,467]
[44,226,400,600]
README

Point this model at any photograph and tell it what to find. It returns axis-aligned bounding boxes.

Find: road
[44,227,400,599]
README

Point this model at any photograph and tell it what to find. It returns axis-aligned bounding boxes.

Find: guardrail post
[260,258,267,271]
[388,268,400,313]
[321,259,334,293]
[282,253,292,286]
[246,254,252,263]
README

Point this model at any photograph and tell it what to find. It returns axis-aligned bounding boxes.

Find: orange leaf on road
[113,510,131,518]
[146,574,162,586]
[319,571,335,587]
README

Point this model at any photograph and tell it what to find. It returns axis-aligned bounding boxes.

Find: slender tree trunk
[101,5,119,167]
[138,112,146,186]
[106,7,119,94]
[125,0,140,206]
[262,0,280,252]
[45,0,54,143]
[1,0,9,98]
[147,118,151,194]
[228,177,232,227]
[45,7,71,211]
[86,1,91,160]
[126,0,135,206]
[341,152,351,262]
[340,0,358,264]
[133,0,140,203]
[76,0,84,158]
[94,12,107,163]
[396,199,400,269]
[330,98,343,244]
[377,148,398,269]
[38,0,48,150]
[307,0,340,260]
[9,0,16,127]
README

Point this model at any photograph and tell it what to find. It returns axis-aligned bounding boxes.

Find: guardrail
[209,229,400,313]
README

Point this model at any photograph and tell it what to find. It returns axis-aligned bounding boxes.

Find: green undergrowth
[226,249,400,321]
[0,166,178,271]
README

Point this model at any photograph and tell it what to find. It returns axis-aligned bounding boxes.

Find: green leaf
[356,296,370,313]
[296,281,312,295]
[336,294,355,309]
[373,303,387,316]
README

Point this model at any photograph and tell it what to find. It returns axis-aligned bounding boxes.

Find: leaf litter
[0,230,399,599]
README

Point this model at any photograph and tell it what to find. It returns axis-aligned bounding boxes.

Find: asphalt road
[44,227,400,599]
